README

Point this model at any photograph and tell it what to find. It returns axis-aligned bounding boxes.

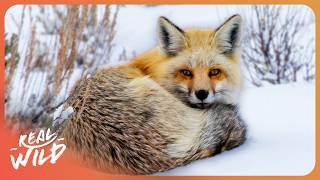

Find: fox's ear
[214,15,242,55]
[157,16,187,56]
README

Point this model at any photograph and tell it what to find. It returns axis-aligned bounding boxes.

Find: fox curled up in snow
[58,15,247,175]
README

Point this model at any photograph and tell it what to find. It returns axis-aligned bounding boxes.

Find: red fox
[58,15,246,175]
[132,15,243,108]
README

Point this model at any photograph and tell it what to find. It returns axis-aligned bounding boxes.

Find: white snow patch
[53,106,74,126]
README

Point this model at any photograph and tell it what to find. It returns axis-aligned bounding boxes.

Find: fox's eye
[209,69,221,77]
[180,69,193,77]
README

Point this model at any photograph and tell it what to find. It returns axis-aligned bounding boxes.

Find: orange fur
[130,28,242,98]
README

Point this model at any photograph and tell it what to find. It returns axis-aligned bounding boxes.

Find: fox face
[154,15,243,108]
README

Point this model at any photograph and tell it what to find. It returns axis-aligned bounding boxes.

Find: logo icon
[9,128,66,170]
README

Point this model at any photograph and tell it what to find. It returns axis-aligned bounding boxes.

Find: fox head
[133,15,243,109]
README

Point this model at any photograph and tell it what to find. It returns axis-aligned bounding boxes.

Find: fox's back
[60,65,206,174]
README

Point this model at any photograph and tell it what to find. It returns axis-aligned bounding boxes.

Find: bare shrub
[242,5,315,86]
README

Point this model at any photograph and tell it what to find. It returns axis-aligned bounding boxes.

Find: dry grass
[5,34,18,96]
[5,5,121,130]
[24,24,36,88]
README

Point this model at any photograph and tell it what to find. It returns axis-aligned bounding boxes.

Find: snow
[53,106,74,126]
[157,83,315,175]
[112,5,252,64]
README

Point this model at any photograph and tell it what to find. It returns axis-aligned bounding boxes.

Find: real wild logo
[9,128,66,170]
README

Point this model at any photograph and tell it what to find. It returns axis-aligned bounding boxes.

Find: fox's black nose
[195,90,209,101]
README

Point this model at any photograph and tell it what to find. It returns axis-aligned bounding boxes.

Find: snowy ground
[157,83,315,176]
